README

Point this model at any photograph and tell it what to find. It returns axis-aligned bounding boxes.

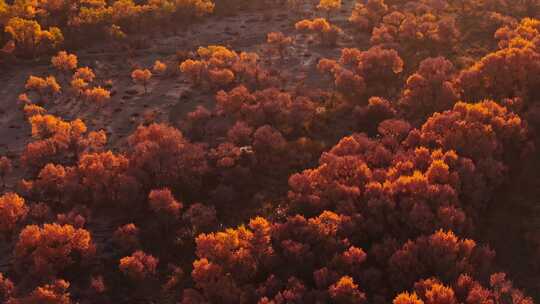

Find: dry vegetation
[0,0,540,303]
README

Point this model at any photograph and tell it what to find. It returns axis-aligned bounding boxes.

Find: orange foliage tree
[119,250,159,281]
[14,223,95,277]
[0,193,28,236]
[393,273,533,304]
[458,19,540,106]
[266,32,293,59]
[127,123,209,193]
[318,46,403,101]
[20,114,104,169]
[4,17,63,58]
[25,75,61,102]
[17,279,72,304]
[399,56,459,124]
[295,18,342,46]
[51,51,78,74]
[148,188,183,219]
[317,0,341,19]
[131,68,152,94]
[349,0,388,32]
[370,10,460,59]
[180,46,266,89]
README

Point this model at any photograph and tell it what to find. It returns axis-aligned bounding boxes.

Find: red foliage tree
[405,101,529,198]
[457,37,540,105]
[76,151,139,206]
[14,223,95,277]
[371,10,460,59]
[388,230,494,290]
[119,250,159,281]
[127,123,209,193]
[295,18,342,46]
[191,213,369,303]
[113,223,140,252]
[17,279,72,304]
[0,192,28,235]
[328,276,367,304]
[393,273,534,304]
[148,188,183,219]
[0,273,14,302]
[399,57,459,124]
[216,86,317,136]
[318,47,404,100]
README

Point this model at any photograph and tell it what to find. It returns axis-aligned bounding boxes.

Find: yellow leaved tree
[5,17,64,58]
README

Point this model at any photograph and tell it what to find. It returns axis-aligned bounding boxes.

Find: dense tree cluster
[0,0,538,303]
[0,0,217,60]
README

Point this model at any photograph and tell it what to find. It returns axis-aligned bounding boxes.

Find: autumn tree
[21,115,95,169]
[5,17,63,58]
[18,279,72,304]
[83,87,111,105]
[457,26,540,105]
[407,101,529,177]
[190,214,369,302]
[23,103,47,118]
[399,57,459,124]
[317,0,341,19]
[393,273,534,304]
[183,203,217,234]
[25,75,61,101]
[73,67,96,83]
[119,250,159,281]
[180,46,268,89]
[0,273,14,303]
[14,223,95,277]
[148,188,183,219]
[370,11,460,59]
[328,276,366,304]
[153,60,167,75]
[349,0,388,32]
[295,18,342,46]
[266,32,293,59]
[131,68,152,94]
[0,192,28,236]
[127,123,209,193]
[51,51,78,74]
[388,230,495,290]
[318,46,403,100]
[113,223,140,252]
[75,151,139,206]
[179,59,206,85]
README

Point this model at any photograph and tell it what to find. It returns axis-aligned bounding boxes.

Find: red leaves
[113,223,140,252]
[389,230,495,289]
[399,57,459,123]
[0,273,14,302]
[119,251,159,281]
[217,86,317,136]
[0,193,28,235]
[394,273,534,304]
[328,276,366,304]
[14,224,95,277]
[192,212,366,302]
[22,279,72,304]
[148,188,183,219]
[128,123,209,192]
[295,18,342,46]
[318,47,404,100]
